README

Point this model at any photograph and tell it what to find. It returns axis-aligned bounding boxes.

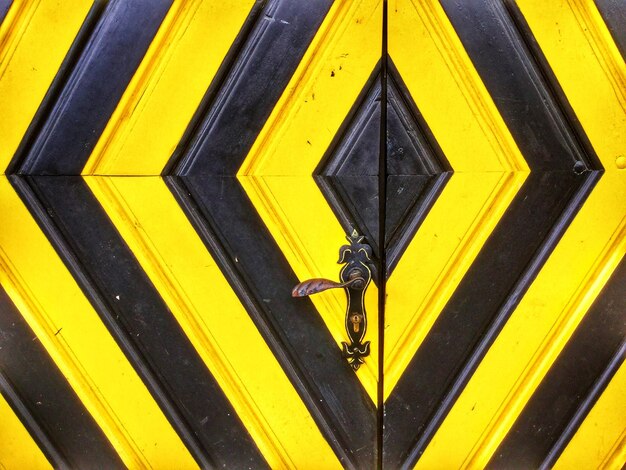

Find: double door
[0,0,624,468]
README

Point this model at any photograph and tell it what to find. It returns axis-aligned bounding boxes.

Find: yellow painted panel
[239,0,383,177]
[384,0,528,397]
[84,0,254,175]
[554,356,626,470]
[0,177,197,469]
[85,175,341,470]
[0,0,91,173]
[516,0,626,163]
[415,207,624,469]
[388,0,528,173]
[238,0,383,400]
[416,0,626,467]
[241,175,379,400]
[384,171,519,397]
[0,393,51,470]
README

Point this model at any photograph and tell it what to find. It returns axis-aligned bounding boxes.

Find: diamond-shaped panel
[316,66,451,276]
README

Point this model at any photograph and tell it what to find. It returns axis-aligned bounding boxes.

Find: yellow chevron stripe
[0,392,51,470]
[241,175,380,400]
[0,177,197,469]
[416,1,626,467]
[384,0,528,398]
[0,0,91,173]
[85,175,341,469]
[238,0,382,177]
[238,0,383,401]
[83,0,254,176]
[554,355,626,470]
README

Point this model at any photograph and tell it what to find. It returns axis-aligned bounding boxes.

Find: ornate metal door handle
[292,231,374,370]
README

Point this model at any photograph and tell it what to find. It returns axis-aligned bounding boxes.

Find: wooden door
[0,0,624,469]
[383,1,625,468]
[0,0,379,467]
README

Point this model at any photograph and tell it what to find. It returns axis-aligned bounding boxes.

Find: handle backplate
[292,230,374,370]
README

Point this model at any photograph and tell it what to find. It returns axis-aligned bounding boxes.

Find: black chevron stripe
[15,0,172,175]
[166,1,378,465]
[6,1,283,462]
[0,0,11,26]
[488,256,626,468]
[383,173,599,468]
[169,175,377,469]
[10,175,268,468]
[163,0,267,176]
[174,0,334,176]
[383,0,602,466]
[595,0,626,59]
[4,1,106,176]
[541,343,625,469]
[502,0,605,168]
[0,284,123,468]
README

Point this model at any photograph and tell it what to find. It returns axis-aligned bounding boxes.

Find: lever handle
[292,276,365,297]
[292,230,374,371]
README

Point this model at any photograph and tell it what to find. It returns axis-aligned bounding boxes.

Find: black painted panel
[0,285,123,469]
[18,0,172,175]
[383,171,597,467]
[316,64,450,274]
[15,175,268,469]
[175,0,334,176]
[385,176,430,239]
[0,0,11,26]
[317,175,380,263]
[386,68,451,176]
[488,256,626,469]
[170,175,377,469]
[315,71,382,264]
[595,0,626,60]
[317,69,381,178]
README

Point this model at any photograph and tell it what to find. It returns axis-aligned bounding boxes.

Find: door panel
[237,0,382,399]
[384,0,529,407]
[385,0,625,469]
[0,0,624,469]
[0,283,122,468]
[1,0,378,468]
[0,387,51,470]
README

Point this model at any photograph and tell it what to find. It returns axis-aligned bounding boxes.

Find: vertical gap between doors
[377,1,388,469]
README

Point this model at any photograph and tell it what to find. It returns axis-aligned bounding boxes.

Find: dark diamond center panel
[315,62,451,276]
